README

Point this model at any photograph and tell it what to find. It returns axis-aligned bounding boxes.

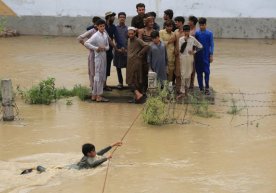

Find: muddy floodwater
[0,36,276,193]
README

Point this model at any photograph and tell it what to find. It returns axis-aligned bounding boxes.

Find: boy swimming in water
[77,141,122,169]
[21,141,123,174]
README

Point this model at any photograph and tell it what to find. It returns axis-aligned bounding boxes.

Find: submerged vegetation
[189,94,216,118]
[143,83,217,125]
[143,82,169,125]
[71,84,90,101]
[227,98,244,115]
[17,77,90,105]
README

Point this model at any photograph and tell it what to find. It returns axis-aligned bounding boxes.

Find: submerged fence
[143,88,276,128]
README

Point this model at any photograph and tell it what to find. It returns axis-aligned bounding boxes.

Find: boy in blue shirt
[147,31,168,84]
[195,17,214,95]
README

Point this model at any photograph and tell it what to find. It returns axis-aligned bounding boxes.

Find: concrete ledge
[3,16,276,39]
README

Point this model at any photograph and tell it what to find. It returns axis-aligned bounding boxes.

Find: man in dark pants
[114,12,128,89]
[105,11,123,91]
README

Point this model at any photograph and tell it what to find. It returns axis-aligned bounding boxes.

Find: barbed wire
[234,116,267,128]
[213,111,276,117]
[215,97,276,103]
[215,91,276,95]
[170,101,276,108]
[162,89,276,127]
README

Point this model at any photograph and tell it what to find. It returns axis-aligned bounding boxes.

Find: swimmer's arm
[89,155,112,168]
[97,146,112,156]
[89,157,108,168]
[97,142,122,156]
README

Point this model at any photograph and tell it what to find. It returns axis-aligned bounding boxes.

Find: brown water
[0,36,276,193]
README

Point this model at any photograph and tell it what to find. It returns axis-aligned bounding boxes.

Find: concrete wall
[2,0,276,18]
[4,16,276,39]
[1,0,276,38]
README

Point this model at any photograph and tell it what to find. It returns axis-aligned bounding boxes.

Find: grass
[18,78,90,104]
[66,99,73,105]
[189,94,216,118]
[55,87,74,98]
[71,84,90,101]
[227,98,244,115]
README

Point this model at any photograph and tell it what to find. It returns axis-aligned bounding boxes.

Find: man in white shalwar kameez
[178,25,203,98]
[84,19,110,102]
[77,26,98,92]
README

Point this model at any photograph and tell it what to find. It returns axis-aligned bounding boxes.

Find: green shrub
[72,84,90,101]
[143,96,166,125]
[18,78,91,104]
[143,82,169,125]
[18,78,56,104]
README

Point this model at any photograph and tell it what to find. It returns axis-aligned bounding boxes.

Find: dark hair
[136,3,145,9]
[150,30,159,39]
[96,19,106,26]
[164,9,174,19]
[188,15,198,25]
[198,17,207,25]
[148,11,156,18]
[180,41,187,54]
[118,12,126,17]
[164,19,173,27]
[105,15,110,20]
[174,16,185,24]
[183,25,190,31]
[82,143,95,156]
[92,16,101,24]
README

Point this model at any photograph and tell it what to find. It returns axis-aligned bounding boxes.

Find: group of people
[77,3,214,103]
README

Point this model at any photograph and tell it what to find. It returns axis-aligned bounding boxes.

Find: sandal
[96,96,109,102]
[117,84,123,89]
[176,93,185,100]
[135,95,146,104]
[205,89,210,95]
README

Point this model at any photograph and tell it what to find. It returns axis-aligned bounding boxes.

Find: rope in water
[101,109,142,193]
